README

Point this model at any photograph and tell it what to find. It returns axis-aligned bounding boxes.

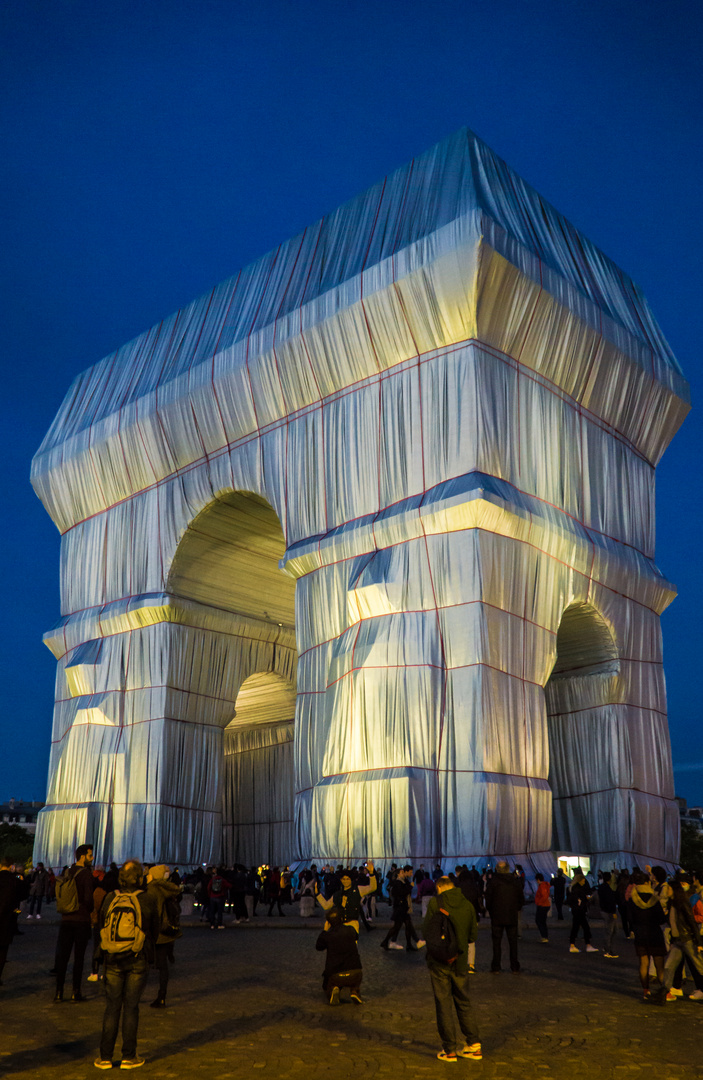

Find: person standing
[380,865,425,952]
[316,862,377,933]
[207,866,232,929]
[568,871,598,954]
[534,873,551,942]
[484,861,523,973]
[598,871,620,958]
[0,855,20,985]
[422,875,481,1062]
[625,869,667,1001]
[417,872,437,919]
[27,863,49,920]
[550,869,566,921]
[145,865,182,1009]
[94,859,160,1070]
[54,843,96,1002]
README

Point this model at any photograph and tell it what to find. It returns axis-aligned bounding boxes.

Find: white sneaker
[26,914,34,920]
[586,945,599,953]
[689,990,703,1001]
[668,987,683,997]
[36,914,42,919]
[569,944,580,953]
[388,942,404,950]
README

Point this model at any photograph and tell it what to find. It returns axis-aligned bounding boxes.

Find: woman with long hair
[663,873,703,1002]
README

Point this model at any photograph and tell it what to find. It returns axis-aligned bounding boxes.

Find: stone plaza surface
[2,909,703,1079]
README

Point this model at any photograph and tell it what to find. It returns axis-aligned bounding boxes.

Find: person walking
[598,871,620,958]
[315,907,364,1005]
[422,875,481,1062]
[93,859,160,1070]
[484,861,523,973]
[27,863,49,920]
[663,873,703,1003]
[145,864,182,1009]
[54,843,96,1002]
[0,855,21,986]
[534,873,551,942]
[380,865,425,952]
[568,870,597,954]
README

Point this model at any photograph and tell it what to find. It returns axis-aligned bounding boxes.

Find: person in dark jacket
[316,862,377,932]
[626,869,668,1001]
[315,908,363,1005]
[380,865,425,952]
[568,871,598,953]
[422,876,481,1062]
[598,871,620,958]
[0,855,21,984]
[146,864,183,1008]
[94,859,161,1069]
[484,861,523,973]
[550,869,566,920]
[54,843,96,1002]
[27,863,49,919]
[663,873,703,1001]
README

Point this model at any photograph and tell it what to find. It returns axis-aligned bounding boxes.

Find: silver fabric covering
[32,128,689,873]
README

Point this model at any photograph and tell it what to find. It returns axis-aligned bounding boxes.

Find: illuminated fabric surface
[32,128,689,872]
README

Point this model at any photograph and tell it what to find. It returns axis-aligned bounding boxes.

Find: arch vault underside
[32,128,688,872]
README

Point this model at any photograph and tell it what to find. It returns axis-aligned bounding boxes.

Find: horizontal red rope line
[56,329,661,537]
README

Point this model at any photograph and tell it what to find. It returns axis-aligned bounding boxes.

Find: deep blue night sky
[1,1,701,807]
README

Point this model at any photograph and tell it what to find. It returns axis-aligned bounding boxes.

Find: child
[315,907,363,1005]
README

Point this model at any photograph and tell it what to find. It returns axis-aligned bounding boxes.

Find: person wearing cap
[315,862,377,933]
[315,907,364,1005]
[145,865,183,1009]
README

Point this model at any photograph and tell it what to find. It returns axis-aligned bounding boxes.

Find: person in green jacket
[421,875,481,1063]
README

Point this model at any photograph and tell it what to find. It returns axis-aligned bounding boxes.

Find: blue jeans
[209,897,226,927]
[100,952,149,1061]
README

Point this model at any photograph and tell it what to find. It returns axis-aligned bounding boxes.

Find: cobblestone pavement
[2,909,703,1078]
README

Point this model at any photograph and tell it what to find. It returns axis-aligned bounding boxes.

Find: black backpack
[160,894,182,939]
[424,906,459,965]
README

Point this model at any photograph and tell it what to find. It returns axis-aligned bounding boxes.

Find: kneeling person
[422,875,481,1063]
[315,907,363,1005]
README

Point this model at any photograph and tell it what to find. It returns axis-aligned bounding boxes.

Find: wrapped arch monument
[32,129,689,873]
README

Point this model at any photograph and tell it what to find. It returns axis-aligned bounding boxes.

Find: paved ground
[2,905,703,1078]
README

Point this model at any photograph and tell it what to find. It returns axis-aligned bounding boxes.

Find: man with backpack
[145,864,182,1008]
[54,843,96,1003]
[207,866,232,929]
[421,875,481,1063]
[94,859,160,1070]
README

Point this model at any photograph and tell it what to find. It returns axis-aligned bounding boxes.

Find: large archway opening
[167,491,297,866]
[545,601,620,861]
[223,672,296,866]
[168,491,295,625]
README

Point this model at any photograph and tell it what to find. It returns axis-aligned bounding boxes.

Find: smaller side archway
[222,672,296,867]
[545,602,620,862]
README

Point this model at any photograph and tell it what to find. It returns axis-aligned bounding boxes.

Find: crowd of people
[0,849,702,1067]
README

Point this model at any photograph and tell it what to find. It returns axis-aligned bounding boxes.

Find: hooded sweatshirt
[421,886,478,976]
